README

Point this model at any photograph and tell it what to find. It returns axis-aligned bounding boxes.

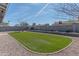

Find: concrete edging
[8,32,73,55]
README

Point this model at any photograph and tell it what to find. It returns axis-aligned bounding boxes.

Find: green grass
[9,32,72,53]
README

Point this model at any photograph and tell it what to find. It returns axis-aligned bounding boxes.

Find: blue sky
[3,3,74,26]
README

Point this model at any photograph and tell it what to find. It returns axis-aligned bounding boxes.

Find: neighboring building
[52,20,79,32]
[0,3,8,23]
[33,24,50,31]
[0,3,12,31]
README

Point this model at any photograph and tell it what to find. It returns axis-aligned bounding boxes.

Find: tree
[19,22,29,31]
[54,4,79,18]
[31,23,36,30]
[32,23,36,27]
[53,3,79,32]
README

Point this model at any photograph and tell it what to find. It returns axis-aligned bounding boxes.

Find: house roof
[52,20,79,27]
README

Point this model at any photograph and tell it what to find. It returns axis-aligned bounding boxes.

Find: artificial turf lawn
[9,32,72,53]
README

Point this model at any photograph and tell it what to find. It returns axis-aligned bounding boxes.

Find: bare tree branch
[53,3,79,18]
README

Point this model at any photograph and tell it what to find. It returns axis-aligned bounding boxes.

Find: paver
[0,32,40,56]
[0,32,79,56]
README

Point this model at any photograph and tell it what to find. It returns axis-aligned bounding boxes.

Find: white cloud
[34,3,49,18]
